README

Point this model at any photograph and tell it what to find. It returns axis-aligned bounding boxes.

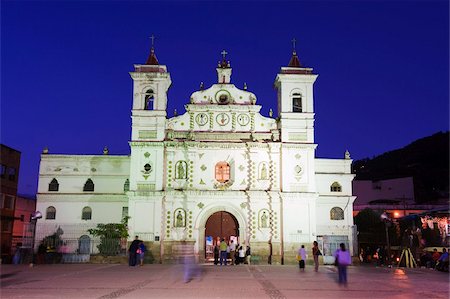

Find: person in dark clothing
[213,244,219,265]
[128,236,140,266]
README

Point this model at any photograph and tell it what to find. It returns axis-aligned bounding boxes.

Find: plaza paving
[0,263,449,299]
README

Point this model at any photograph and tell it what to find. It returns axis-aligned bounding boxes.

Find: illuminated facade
[36,45,356,264]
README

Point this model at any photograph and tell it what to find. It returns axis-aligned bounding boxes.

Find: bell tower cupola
[216,50,232,84]
[129,36,171,141]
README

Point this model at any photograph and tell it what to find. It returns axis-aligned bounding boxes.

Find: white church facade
[35,44,356,264]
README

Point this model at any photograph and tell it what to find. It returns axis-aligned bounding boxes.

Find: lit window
[144,89,154,110]
[81,207,92,220]
[46,206,56,220]
[292,93,302,112]
[330,182,342,192]
[83,179,94,192]
[122,207,129,219]
[49,178,59,191]
[215,162,230,183]
[330,207,344,220]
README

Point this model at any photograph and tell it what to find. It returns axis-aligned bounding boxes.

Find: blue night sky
[2,1,449,196]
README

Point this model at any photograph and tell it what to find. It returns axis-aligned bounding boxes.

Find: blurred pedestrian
[297,245,306,271]
[213,243,219,265]
[137,241,146,266]
[312,241,321,272]
[245,245,251,265]
[334,243,351,286]
[128,236,140,266]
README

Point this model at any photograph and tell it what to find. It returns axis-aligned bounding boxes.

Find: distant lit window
[81,207,92,220]
[292,93,302,112]
[49,178,59,191]
[330,207,344,220]
[8,167,16,181]
[215,162,230,183]
[83,179,94,192]
[330,182,342,192]
[46,206,56,220]
[123,179,130,192]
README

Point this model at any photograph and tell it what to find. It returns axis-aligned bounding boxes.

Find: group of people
[297,241,351,286]
[128,236,147,267]
[213,239,251,266]
[420,248,449,271]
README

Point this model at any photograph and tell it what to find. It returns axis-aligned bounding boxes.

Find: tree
[87,217,130,256]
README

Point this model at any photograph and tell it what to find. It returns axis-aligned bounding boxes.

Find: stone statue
[177,162,186,179]
[261,211,268,228]
[176,210,184,227]
[260,163,268,180]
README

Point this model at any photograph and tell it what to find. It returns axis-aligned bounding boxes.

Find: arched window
[144,89,154,110]
[330,207,344,220]
[292,93,302,112]
[46,206,56,220]
[330,182,342,192]
[48,178,59,191]
[83,179,94,192]
[215,162,230,183]
[81,206,92,220]
[123,179,130,192]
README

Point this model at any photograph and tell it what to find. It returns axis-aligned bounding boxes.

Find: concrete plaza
[1,263,449,299]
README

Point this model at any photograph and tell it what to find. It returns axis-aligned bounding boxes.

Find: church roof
[145,47,159,65]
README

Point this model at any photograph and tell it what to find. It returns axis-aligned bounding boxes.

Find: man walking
[229,240,236,265]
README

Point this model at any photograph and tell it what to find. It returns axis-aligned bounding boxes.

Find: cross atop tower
[291,38,297,52]
[221,50,228,60]
[150,34,155,48]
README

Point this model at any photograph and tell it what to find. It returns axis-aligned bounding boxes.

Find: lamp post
[381,212,391,266]
[30,211,42,266]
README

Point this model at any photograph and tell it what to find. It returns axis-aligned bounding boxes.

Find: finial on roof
[200,82,204,90]
[269,109,273,118]
[174,109,178,116]
[145,34,159,65]
[345,150,351,159]
[43,146,49,154]
[288,38,301,67]
[243,82,247,90]
[218,50,230,68]
[103,146,109,155]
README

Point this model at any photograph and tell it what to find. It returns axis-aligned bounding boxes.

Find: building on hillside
[35,44,356,264]
[0,144,21,263]
[353,177,448,219]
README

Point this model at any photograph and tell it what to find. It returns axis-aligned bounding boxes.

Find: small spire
[218,50,230,68]
[288,38,301,67]
[269,109,273,118]
[42,146,49,154]
[103,146,109,155]
[145,34,159,65]
[243,82,247,90]
[200,82,204,90]
[345,150,351,159]
[174,109,178,116]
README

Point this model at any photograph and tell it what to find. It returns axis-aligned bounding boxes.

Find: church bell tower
[274,40,318,143]
[129,38,171,141]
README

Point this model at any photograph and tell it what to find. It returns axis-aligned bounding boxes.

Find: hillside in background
[353,131,449,203]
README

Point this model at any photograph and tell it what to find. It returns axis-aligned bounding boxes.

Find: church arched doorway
[205,211,239,262]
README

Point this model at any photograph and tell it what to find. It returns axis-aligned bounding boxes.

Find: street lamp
[381,212,392,266]
[30,211,42,266]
